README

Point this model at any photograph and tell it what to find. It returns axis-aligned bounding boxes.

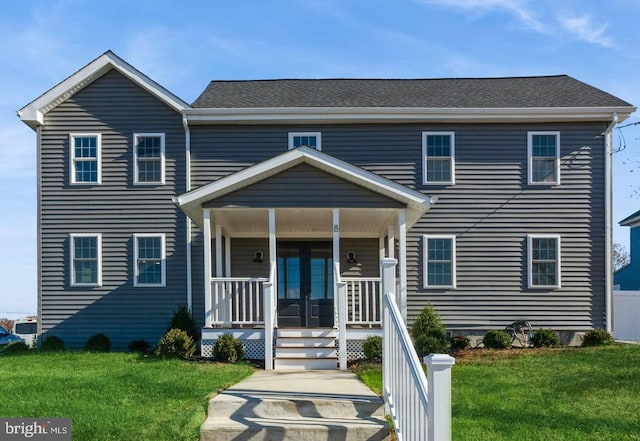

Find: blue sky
[1,0,639,318]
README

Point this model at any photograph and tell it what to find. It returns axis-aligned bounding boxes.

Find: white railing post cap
[424,353,456,367]
[381,257,398,267]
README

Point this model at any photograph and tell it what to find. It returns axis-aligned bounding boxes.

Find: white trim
[215,225,223,278]
[527,234,561,289]
[423,132,455,185]
[398,210,407,322]
[203,209,213,327]
[288,132,322,151]
[19,51,190,129]
[183,106,636,125]
[527,131,560,185]
[70,233,102,287]
[133,233,166,287]
[69,133,102,185]
[423,234,457,289]
[183,115,192,310]
[133,133,165,185]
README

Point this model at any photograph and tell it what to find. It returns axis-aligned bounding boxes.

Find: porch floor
[200,370,390,440]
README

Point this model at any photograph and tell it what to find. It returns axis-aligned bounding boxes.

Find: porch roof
[175,147,434,230]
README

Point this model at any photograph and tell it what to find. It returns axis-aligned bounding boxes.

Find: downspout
[604,112,618,333]
[182,115,192,311]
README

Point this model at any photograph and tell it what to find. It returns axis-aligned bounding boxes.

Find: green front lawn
[353,345,640,441]
[0,352,254,441]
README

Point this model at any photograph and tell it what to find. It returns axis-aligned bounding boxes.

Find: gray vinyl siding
[191,123,607,331]
[39,69,187,349]
[204,164,404,209]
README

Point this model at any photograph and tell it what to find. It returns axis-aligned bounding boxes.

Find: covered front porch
[175,147,432,369]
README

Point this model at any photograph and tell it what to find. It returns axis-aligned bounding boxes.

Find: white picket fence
[614,290,640,341]
[381,258,454,441]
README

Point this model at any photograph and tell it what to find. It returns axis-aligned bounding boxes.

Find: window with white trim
[70,133,101,184]
[423,235,456,288]
[528,132,560,185]
[134,133,165,184]
[528,235,561,288]
[288,132,321,151]
[70,233,102,286]
[423,132,455,184]
[134,234,166,287]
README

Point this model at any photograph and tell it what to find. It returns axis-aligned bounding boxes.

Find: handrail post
[424,354,456,441]
[337,279,347,370]
[263,281,274,370]
[381,258,397,415]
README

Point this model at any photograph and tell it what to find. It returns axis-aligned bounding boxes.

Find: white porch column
[398,210,408,323]
[387,225,395,259]
[203,209,212,328]
[379,236,385,261]
[264,208,276,369]
[215,225,223,277]
[225,235,231,277]
[334,209,347,370]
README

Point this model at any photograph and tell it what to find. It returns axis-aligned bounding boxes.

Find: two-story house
[19,51,634,368]
[614,209,640,290]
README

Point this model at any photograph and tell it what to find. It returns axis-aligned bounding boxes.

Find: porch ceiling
[211,207,398,238]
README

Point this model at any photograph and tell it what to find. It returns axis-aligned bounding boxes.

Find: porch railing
[381,258,454,441]
[209,277,268,326]
[342,277,381,326]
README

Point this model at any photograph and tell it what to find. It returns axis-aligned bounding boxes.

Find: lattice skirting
[202,335,370,361]
[201,338,266,359]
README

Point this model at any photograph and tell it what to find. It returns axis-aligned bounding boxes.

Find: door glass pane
[278,250,300,299]
[310,249,333,300]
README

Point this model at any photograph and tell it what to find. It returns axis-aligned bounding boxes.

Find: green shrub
[1,341,30,355]
[582,329,615,347]
[213,333,244,363]
[40,335,65,352]
[483,330,511,349]
[128,339,151,354]
[449,334,471,351]
[363,335,383,361]
[411,305,448,357]
[84,333,111,352]
[155,329,196,359]
[531,328,560,348]
[169,306,199,343]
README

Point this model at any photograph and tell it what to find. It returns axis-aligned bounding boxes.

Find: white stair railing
[381,258,454,441]
[342,277,381,325]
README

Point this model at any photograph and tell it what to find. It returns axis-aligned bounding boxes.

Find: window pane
[532,135,557,157]
[532,262,556,286]
[74,237,97,259]
[428,239,452,260]
[138,160,161,182]
[533,238,556,260]
[74,260,97,284]
[74,136,97,158]
[532,158,556,183]
[428,262,452,286]
[75,160,98,183]
[427,135,451,157]
[138,237,161,259]
[136,136,161,158]
[138,260,162,285]
[426,158,451,182]
[293,135,317,149]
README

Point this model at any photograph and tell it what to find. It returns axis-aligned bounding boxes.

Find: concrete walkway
[201,370,390,440]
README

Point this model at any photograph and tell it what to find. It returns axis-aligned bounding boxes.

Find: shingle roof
[192,75,632,109]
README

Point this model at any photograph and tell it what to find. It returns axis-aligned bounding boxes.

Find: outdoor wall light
[346,251,358,264]
[253,251,264,263]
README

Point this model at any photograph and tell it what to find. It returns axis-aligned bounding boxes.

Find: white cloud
[558,15,615,48]
[417,0,546,33]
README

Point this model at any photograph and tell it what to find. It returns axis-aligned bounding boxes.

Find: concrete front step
[277,328,338,338]
[274,357,337,370]
[201,416,389,441]
[201,370,390,441]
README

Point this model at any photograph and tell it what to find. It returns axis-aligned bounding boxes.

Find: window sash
[528,132,559,184]
[423,132,455,184]
[424,235,456,288]
[134,234,166,287]
[70,234,101,286]
[288,132,322,151]
[70,134,101,184]
[134,134,165,184]
[528,235,560,288]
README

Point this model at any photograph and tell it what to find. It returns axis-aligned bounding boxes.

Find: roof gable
[620,209,640,227]
[18,50,190,129]
[175,147,433,228]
